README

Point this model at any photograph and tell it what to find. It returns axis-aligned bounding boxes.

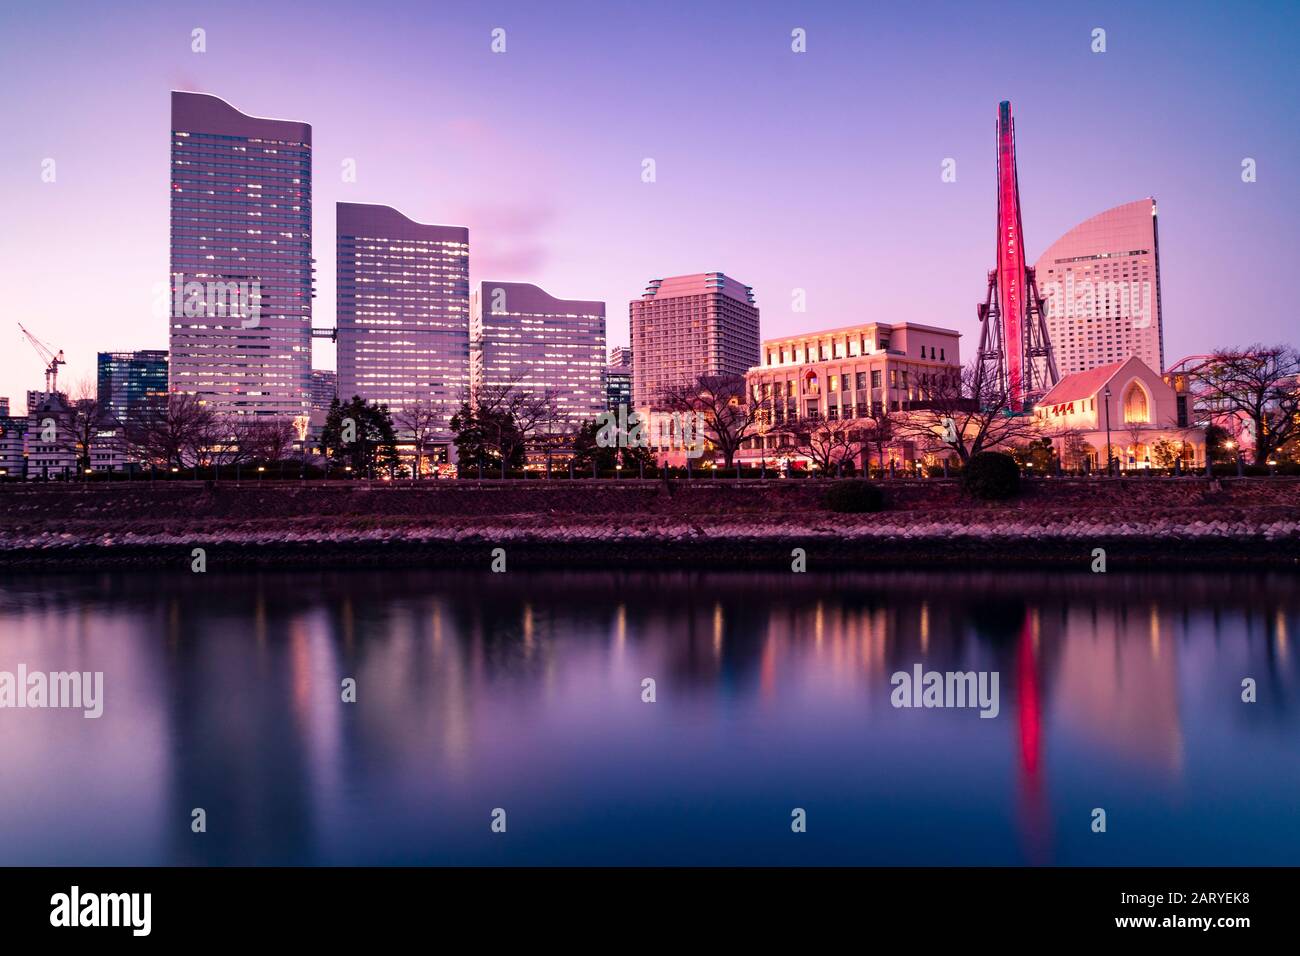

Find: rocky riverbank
[1,477,1297,570]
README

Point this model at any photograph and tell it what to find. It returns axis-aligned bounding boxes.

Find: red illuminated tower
[975,101,1058,410]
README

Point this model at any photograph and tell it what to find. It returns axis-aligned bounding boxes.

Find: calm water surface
[0,569,1296,866]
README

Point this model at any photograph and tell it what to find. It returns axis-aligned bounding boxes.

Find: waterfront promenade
[1,477,1297,570]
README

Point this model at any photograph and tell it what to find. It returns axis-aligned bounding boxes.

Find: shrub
[963,451,1021,500]
[824,479,885,513]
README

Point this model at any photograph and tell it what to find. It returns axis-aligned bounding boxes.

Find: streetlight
[1102,384,1113,476]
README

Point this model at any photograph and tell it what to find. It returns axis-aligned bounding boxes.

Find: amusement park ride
[975,101,1059,412]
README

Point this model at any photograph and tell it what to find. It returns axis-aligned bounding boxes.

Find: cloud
[451,201,557,278]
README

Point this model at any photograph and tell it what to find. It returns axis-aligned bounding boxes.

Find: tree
[860,409,898,474]
[659,374,768,469]
[395,399,442,478]
[1008,437,1055,473]
[1202,423,1233,464]
[452,380,555,477]
[449,401,495,474]
[1195,345,1300,465]
[900,361,1041,464]
[61,377,109,472]
[792,417,860,475]
[122,393,215,468]
[1049,424,1090,471]
[571,419,655,472]
[322,395,399,477]
[238,416,295,463]
[1151,437,1193,469]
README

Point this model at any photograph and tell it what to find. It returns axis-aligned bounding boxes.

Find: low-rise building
[1034,356,1204,470]
[0,414,26,478]
[739,321,962,468]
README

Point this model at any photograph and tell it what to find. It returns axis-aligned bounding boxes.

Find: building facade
[630,273,760,408]
[1034,356,1202,469]
[309,369,338,412]
[169,91,313,418]
[1035,198,1164,376]
[97,350,168,425]
[24,393,79,478]
[604,366,632,412]
[336,202,470,439]
[0,413,24,478]
[470,282,606,429]
[608,346,633,369]
[738,321,962,467]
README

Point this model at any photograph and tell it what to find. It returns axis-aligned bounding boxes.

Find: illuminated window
[1122,382,1149,423]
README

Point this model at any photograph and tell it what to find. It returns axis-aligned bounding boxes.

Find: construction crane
[18,323,66,393]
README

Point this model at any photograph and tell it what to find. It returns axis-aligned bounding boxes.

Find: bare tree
[468,379,557,477]
[245,417,294,462]
[122,393,214,468]
[395,399,442,478]
[791,416,861,475]
[1194,345,1300,465]
[659,374,768,469]
[900,361,1040,463]
[860,408,899,474]
[1125,420,1148,469]
[60,377,109,472]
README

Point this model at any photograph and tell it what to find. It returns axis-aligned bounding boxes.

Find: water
[0,568,1295,866]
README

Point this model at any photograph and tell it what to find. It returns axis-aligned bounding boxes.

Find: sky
[0,0,1297,405]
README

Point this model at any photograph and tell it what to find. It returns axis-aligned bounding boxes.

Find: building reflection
[0,568,1296,864]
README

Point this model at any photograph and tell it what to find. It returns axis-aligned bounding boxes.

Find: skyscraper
[470,282,606,428]
[604,366,632,412]
[309,369,337,412]
[630,273,760,408]
[1035,198,1164,376]
[97,350,168,424]
[169,91,313,418]
[608,346,633,369]
[336,202,470,436]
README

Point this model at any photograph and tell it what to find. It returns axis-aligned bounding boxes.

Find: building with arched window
[1034,356,1203,470]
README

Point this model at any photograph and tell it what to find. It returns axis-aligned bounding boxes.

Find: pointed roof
[1038,358,1136,406]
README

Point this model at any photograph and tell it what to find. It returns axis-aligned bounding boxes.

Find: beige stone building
[737,321,962,468]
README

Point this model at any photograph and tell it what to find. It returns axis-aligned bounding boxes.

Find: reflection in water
[0,569,1296,865]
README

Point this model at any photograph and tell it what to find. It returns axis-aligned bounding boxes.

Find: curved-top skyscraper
[335,202,470,437]
[169,92,313,418]
[1034,198,1164,376]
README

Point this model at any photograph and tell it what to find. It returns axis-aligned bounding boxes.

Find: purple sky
[1,0,1297,404]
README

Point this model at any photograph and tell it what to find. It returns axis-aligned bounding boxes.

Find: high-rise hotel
[470,282,606,428]
[336,202,470,435]
[630,273,760,408]
[168,92,313,417]
[1035,198,1165,376]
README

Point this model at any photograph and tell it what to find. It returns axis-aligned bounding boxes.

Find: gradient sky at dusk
[1,0,1297,404]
